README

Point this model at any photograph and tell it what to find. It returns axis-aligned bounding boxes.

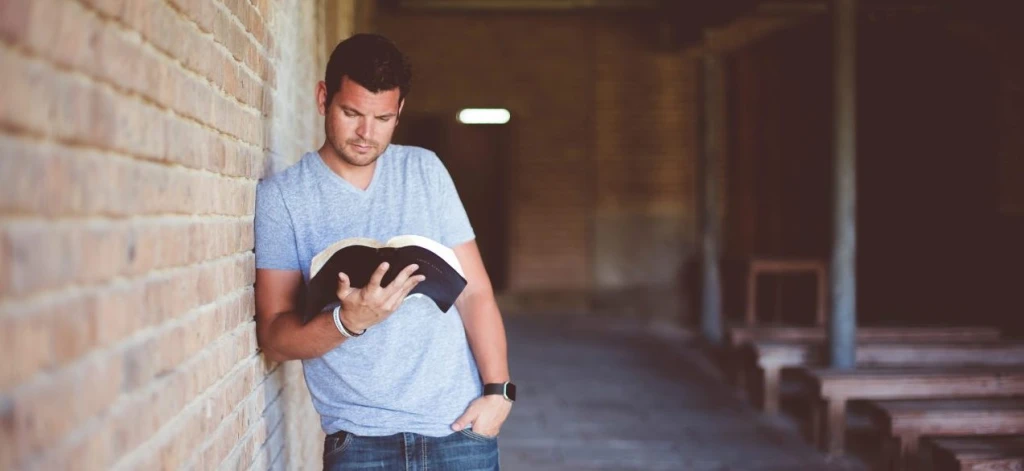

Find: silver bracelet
[333,305,364,338]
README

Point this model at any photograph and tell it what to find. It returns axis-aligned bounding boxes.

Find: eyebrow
[341,105,397,119]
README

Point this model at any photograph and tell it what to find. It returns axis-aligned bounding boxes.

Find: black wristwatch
[483,382,517,402]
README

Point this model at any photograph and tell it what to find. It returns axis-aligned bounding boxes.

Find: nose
[356,117,371,139]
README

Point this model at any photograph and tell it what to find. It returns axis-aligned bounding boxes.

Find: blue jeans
[323,429,499,470]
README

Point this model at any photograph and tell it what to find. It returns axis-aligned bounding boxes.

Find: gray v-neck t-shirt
[254,144,479,437]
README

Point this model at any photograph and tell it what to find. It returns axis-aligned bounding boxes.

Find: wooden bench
[724,325,1002,397]
[866,398,1024,470]
[922,435,1024,471]
[726,325,1002,348]
[793,368,1024,456]
[742,341,1024,414]
[744,257,827,325]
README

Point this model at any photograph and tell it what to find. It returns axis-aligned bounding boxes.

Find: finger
[473,422,499,437]
[451,409,477,432]
[386,264,420,294]
[385,275,425,309]
[367,262,390,291]
[387,270,423,303]
[336,272,354,299]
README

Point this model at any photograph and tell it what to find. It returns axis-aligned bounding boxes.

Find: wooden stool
[745,257,827,325]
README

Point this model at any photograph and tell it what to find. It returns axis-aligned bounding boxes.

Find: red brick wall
[0,0,351,469]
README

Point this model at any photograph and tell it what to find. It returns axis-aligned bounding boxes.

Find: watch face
[505,382,517,401]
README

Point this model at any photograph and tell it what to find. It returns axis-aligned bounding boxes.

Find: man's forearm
[260,310,345,361]
[458,293,510,384]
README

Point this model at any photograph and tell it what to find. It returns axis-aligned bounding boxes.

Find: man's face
[322,76,403,167]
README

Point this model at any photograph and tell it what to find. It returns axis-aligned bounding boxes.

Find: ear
[316,81,328,116]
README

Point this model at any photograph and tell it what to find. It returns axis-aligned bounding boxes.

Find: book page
[310,237,383,278]
[386,234,465,277]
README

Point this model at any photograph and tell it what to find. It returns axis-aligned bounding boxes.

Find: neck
[317,146,377,190]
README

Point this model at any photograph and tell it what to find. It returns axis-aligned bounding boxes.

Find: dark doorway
[394,113,511,292]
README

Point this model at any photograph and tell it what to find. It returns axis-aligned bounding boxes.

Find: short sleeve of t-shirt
[254,179,301,270]
[430,156,476,248]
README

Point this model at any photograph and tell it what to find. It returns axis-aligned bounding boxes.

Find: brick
[166,0,270,84]
[0,48,266,177]
[78,0,267,111]
[0,313,52,391]
[0,0,346,469]
[0,397,14,471]
[29,419,114,471]
[248,0,273,27]
[1,257,253,393]
[0,47,55,137]
[120,289,252,399]
[34,321,258,470]
[220,395,285,471]
[192,368,278,471]
[0,0,31,46]
[251,417,286,471]
[0,227,9,300]
[0,140,257,221]
[128,358,271,470]
[197,369,282,468]
[222,0,268,50]
[2,217,254,297]
[7,355,124,469]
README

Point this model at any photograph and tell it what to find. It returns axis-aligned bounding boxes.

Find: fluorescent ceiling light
[457,108,510,124]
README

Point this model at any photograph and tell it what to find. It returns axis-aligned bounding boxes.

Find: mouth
[350,142,375,153]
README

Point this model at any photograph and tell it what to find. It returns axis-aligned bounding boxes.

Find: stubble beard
[328,134,385,168]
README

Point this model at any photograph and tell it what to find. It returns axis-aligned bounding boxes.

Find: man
[253,34,514,470]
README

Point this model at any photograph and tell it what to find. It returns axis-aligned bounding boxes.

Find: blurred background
[0,0,1021,469]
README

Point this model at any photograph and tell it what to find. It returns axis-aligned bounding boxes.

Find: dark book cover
[303,236,468,322]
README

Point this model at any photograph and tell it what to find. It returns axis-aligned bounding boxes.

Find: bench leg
[762,366,781,414]
[877,435,897,471]
[809,398,821,445]
[897,433,919,471]
[825,397,847,456]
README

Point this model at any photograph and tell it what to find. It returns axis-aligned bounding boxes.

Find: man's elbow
[256,327,289,363]
[260,345,288,363]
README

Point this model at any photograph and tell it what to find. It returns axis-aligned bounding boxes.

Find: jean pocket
[460,428,498,442]
[324,431,353,460]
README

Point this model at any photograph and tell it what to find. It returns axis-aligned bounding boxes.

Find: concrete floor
[497,315,869,471]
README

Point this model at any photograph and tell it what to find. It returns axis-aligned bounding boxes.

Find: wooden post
[700,51,725,345]
[829,0,858,369]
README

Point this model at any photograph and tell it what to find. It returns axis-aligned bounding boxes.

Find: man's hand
[450,395,512,437]
[336,262,425,332]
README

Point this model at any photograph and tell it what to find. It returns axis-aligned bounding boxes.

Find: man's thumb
[451,411,474,431]
[337,272,353,298]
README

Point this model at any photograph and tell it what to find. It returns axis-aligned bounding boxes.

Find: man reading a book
[253,34,513,470]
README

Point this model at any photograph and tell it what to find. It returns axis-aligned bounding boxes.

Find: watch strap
[483,382,516,401]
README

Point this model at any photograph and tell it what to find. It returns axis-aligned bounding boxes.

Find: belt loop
[403,432,412,470]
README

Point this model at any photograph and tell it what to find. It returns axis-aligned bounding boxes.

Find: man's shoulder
[258,152,316,194]
[389,143,439,161]
[388,144,447,175]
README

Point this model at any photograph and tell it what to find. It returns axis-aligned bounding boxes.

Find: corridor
[498,316,865,471]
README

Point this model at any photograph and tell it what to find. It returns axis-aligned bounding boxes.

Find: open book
[303,235,468,322]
